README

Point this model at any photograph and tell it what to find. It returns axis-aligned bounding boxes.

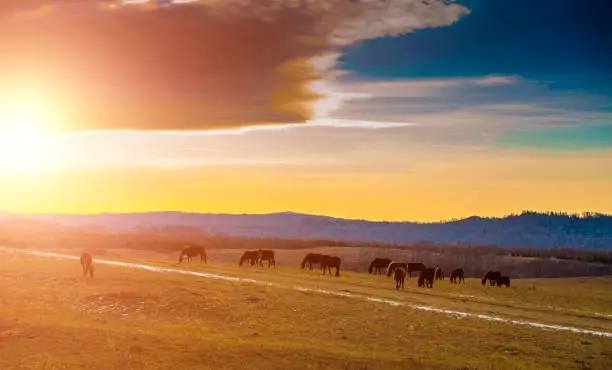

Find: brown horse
[322,255,341,276]
[80,252,94,278]
[368,258,392,275]
[239,250,260,266]
[434,267,444,280]
[482,271,502,286]
[300,253,324,270]
[394,267,407,290]
[407,262,426,278]
[449,268,465,284]
[179,245,207,264]
[496,276,510,288]
[258,249,275,268]
[386,261,408,277]
[418,268,435,288]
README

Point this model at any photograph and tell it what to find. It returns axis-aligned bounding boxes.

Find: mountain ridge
[2,210,611,250]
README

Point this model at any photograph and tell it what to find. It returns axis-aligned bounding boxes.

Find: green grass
[1,249,611,369]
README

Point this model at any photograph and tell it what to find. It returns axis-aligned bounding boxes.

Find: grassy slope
[1,250,611,369]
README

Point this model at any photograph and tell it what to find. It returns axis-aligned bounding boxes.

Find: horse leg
[335,266,340,277]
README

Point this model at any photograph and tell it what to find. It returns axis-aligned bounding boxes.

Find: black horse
[322,255,341,276]
[496,276,510,288]
[418,268,435,288]
[449,268,465,284]
[482,271,502,286]
[300,253,324,270]
[394,267,407,290]
[258,249,276,267]
[179,245,207,264]
[239,250,260,266]
[368,258,392,275]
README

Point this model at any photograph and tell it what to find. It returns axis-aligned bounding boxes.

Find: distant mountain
[3,211,612,250]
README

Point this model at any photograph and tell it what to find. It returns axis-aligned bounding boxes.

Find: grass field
[1,248,611,369]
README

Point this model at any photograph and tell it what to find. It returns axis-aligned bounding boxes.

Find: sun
[0,106,56,173]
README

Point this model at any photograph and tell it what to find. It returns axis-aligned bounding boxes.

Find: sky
[0,0,611,222]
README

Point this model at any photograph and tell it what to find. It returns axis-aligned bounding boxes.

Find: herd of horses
[78,247,511,290]
[368,257,510,290]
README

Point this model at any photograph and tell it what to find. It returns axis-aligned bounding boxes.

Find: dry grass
[1,248,611,369]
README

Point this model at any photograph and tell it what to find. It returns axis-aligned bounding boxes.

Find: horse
[386,262,408,277]
[434,267,444,280]
[496,276,510,288]
[300,253,324,270]
[449,268,465,284]
[368,258,392,275]
[239,250,260,266]
[179,245,207,264]
[418,268,435,288]
[80,252,94,278]
[258,249,275,268]
[321,255,341,276]
[393,267,407,290]
[407,262,426,278]
[481,271,502,286]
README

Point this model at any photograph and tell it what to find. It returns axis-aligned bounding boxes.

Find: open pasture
[1,247,611,369]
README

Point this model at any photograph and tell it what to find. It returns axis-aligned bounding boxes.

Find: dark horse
[300,253,324,270]
[179,245,207,264]
[239,250,260,266]
[322,255,341,276]
[481,271,502,286]
[368,258,392,275]
[258,249,276,267]
[80,252,94,278]
[386,262,408,277]
[496,276,510,288]
[449,268,465,284]
[434,267,444,280]
[418,268,435,288]
[407,262,426,278]
[394,267,407,290]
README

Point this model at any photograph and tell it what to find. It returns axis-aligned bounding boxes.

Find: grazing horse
[449,268,465,284]
[368,258,392,275]
[300,253,324,270]
[497,276,510,288]
[258,249,276,267]
[301,253,323,270]
[179,245,207,264]
[481,271,502,286]
[80,252,94,278]
[434,267,444,280]
[239,250,260,266]
[394,267,407,290]
[321,255,341,276]
[386,262,408,277]
[418,268,435,288]
[407,262,426,278]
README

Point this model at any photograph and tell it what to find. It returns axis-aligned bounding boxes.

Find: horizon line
[2,209,610,225]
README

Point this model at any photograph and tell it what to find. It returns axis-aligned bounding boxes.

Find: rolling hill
[3,211,611,249]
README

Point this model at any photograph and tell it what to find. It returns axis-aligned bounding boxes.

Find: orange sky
[2,139,611,222]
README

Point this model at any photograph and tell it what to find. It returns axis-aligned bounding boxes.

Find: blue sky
[331,0,612,150]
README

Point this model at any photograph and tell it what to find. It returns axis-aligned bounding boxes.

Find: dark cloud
[0,1,468,131]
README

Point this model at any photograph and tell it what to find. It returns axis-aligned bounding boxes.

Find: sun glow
[0,102,57,173]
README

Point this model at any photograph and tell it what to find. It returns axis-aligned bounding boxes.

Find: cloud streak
[0,0,469,132]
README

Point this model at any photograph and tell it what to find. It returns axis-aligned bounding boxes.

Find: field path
[3,247,612,339]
